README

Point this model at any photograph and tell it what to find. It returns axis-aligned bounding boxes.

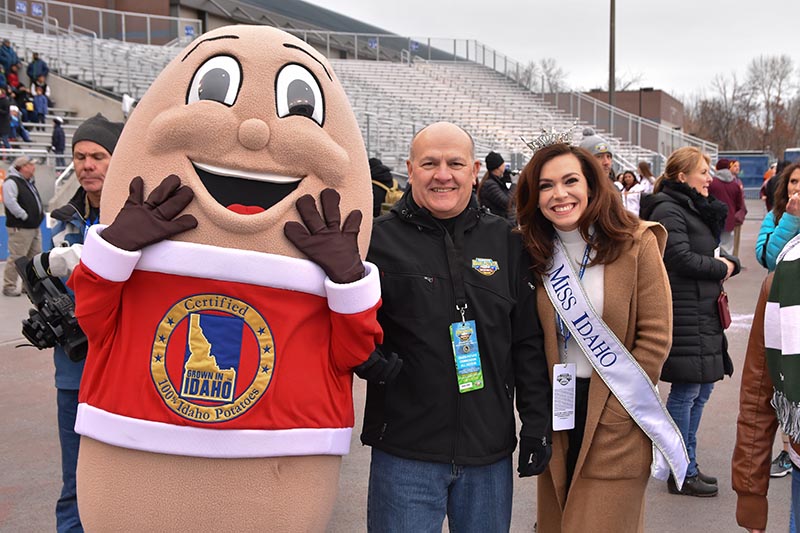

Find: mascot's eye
[275,64,324,126]
[187,55,241,106]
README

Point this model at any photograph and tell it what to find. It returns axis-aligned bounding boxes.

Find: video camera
[15,253,87,362]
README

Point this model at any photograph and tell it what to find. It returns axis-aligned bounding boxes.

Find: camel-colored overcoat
[536,222,672,533]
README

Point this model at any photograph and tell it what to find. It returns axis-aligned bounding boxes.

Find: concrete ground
[0,199,790,532]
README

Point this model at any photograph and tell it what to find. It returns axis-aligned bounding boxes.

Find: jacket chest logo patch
[471,258,500,276]
[150,294,275,423]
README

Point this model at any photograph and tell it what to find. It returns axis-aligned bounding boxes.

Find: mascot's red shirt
[70,225,382,459]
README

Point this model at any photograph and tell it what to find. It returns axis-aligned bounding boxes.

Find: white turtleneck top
[554,228,605,378]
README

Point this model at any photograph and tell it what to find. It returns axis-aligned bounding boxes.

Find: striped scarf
[766,234,800,440]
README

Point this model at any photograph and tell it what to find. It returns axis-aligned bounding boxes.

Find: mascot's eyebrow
[283,43,332,81]
[182,35,240,62]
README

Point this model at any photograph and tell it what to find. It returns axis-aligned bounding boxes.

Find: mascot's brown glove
[101,175,198,251]
[284,188,365,284]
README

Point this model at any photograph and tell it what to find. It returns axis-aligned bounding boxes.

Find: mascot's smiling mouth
[191,161,302,214]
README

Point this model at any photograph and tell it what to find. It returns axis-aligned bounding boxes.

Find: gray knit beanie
[579,128,611,156]
[72,113,124,155]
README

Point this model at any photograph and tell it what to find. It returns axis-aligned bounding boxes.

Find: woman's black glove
[517,436,552,477]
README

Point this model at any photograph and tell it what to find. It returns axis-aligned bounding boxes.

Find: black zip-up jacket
[361,191,550,465]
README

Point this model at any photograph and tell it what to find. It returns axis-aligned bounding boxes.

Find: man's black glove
[354,348,403,385]
[517,436,551,477]
[101,175,197,251]
[284,188,365,284]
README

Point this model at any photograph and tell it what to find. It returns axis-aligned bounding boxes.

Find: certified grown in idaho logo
[150,293,275,423]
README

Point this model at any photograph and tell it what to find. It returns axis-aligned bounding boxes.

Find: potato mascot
[70,25,381,531]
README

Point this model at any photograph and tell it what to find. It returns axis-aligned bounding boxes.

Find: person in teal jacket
[756,162,800,271]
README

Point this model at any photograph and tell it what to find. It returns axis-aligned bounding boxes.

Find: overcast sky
[304,0,799,100]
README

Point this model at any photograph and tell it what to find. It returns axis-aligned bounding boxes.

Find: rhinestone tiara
[520,123,579,154]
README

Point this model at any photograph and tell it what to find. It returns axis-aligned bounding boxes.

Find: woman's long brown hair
[515,143,638,275]
[772,163,800,223]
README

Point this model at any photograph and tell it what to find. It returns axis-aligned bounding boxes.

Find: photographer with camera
[22,113,122,533]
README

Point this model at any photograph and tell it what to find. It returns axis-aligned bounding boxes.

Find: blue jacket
[0,44,18,72]
[26,58,48,80]
[49,187,95,389]
[33,93,47,115]
[755,211,800,271]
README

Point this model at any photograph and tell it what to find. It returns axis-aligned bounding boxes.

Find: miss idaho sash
[543,238,689,488]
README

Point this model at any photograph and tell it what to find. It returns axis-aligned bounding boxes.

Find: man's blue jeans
[367,448,512,532]
[791,465,799,533]
[665,382,714,478]
[56,388,83,532]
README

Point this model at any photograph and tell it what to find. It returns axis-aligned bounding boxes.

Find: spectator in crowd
[641,146,740,497]
[756,162,800,272]
[620,169,647,216]
[580,127,615,182]
[0,39,18,74]
[638,160,656,193]
[733,232,800,533]
[9,104,30,143]
[121,93,135,120]
[51,115,65,168]
[754,162,800,516]
[6,62,19,90]
[477,150,515,223]
[27,51,49,82]
[516,141,676,532]
[35,113,122,533]
[33,85,47,130]
[2,155,43,296]
[361,122,551,532]
[32,74,51,104]
[764,161,777,182]
[369,157,399,217]
[763,160,790,212]
[729,159,748,257]
[14,84,32,122]
[709,158,746,255]
[0,87,11,150]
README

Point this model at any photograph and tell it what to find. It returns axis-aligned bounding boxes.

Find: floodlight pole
[609,0,616,132]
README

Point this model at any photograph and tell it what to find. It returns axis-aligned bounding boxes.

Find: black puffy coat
[640,180,739,383]
[477,174,515,223]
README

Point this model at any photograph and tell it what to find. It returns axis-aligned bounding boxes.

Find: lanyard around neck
[556,241,592,347]
[442,216,469,323]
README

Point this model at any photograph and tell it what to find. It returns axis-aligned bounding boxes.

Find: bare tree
[514,60,541,91]
[539,58,567,93]
[685,74,757,150]
[746,54,795,150]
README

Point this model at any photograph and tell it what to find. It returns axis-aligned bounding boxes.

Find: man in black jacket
[361,122,551,531]
[3,155,43,296]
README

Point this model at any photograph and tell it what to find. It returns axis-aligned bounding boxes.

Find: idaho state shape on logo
[150,293,275,423]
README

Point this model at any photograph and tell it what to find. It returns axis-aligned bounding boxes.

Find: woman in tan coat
[515,142,674,532]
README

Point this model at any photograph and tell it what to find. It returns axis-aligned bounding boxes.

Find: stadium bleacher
[0,3,715,181]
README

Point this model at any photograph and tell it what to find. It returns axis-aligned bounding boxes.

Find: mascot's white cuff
[325,262,380,315]
[80,224,379,314]
[81,224,142,282]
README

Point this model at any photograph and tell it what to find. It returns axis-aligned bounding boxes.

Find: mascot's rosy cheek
[70,25,381,532]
